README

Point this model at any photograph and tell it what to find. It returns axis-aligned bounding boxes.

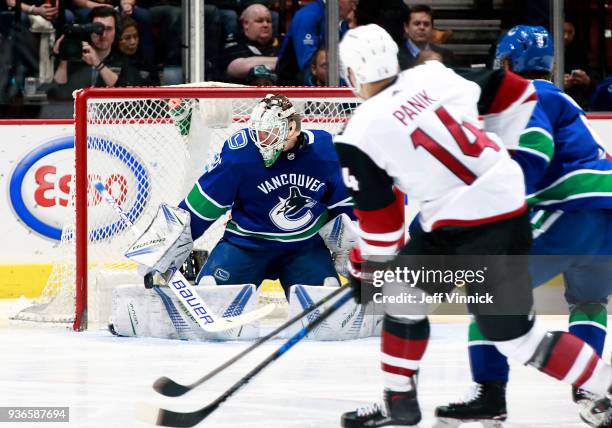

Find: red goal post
[14,85,359,331]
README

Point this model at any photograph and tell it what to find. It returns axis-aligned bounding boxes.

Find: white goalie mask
[339,24,399,97]
[248,94,298,167]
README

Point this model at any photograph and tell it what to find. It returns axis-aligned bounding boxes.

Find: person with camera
[47,6,145,101]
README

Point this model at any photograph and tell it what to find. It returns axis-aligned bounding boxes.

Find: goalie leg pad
[110,283,262,341]
[285,284,382,340]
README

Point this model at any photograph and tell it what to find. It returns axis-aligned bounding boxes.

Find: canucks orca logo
[270,186,316,231]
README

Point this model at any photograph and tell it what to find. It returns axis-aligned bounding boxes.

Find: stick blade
[134,401,217,427]
[134,401,164,426]
[153,376,190,397]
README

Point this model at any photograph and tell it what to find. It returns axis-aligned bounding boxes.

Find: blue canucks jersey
[179,129,354,250]
[513,79,612,210]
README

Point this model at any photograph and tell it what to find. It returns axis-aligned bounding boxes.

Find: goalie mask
[248,94,299,167]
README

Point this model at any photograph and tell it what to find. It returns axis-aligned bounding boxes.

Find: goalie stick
[93,181,275,333]
[153,282,349,397]
[135,287,355,427]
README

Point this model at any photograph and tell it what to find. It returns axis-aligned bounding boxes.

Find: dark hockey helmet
[494,25,554,73]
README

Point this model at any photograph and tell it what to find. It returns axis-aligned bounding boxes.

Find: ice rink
[1,297,609,428]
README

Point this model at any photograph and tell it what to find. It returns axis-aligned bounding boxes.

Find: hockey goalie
[110,93,382,341]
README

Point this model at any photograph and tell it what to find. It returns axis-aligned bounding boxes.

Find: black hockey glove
[347,247,387,305]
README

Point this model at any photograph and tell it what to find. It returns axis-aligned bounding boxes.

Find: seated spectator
[47,6,146,100]
[245,64,276,86]
[115,0,155,62]
[117,15,159,84]
[275,0,356,86]
[220,3,278,84]
[564,20,597,110]
[397,4,456,70]
[306,48,327,87]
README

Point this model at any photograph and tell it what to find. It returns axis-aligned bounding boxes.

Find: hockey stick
[136,288,355,427]
[93,182,275,333]
[153,282,349,397]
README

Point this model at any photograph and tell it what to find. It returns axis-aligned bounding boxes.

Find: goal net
[12,85,359,331]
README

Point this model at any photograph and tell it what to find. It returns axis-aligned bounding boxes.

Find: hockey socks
[494,324,612,397]
[381,315,429,392]
[468,321,510,383]
[569,303,608,357]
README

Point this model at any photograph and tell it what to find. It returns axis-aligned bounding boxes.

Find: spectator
[398,4,455,70]
[115,0,155,62]
[306,48,327,86]
[275,0,357,86]
[48,6,146,100]
[220,3,278,84]
[564,20,596,110]
[117,15,159,84]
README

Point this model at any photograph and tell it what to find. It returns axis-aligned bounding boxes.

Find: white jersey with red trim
[334,61,535,256]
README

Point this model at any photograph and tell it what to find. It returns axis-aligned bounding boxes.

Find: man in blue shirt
[276,0,356,85]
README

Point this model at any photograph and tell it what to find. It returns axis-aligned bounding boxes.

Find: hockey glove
[319,213,359,277]
[347,247,387,304]
[125,204,193,281]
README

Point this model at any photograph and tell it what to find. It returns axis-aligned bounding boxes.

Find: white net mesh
[12,85,359,330]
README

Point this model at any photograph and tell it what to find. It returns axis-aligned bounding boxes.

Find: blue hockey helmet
[494,25,554,73]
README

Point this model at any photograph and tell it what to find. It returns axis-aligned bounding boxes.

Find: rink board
[1,116,611,298]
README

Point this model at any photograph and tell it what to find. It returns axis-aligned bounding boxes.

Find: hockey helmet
[339,24,399,97]
[248,94,299,167]
[494,25,554,73]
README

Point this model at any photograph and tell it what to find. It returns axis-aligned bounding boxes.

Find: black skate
[434,381,507,428]
[341,384,421,427]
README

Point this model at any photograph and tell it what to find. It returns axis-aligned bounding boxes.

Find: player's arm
[324,148,356,221]
[512,102,554,196]
[290,13,320,71]
[333,141,404,258]
[179,147,237,241]
[455,68,537,149]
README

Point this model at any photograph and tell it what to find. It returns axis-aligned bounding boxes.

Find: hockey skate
[573,387,610,427]
[341,381,421,427]
[434,381,507,428]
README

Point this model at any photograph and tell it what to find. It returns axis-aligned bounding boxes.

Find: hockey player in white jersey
[334,24,612,428]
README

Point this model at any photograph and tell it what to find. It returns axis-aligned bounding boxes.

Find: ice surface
[0,300,608,427]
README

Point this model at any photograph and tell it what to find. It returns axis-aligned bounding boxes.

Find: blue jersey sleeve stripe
[518,128,554,161]
[185,188,228,220]
[195,182,232,209]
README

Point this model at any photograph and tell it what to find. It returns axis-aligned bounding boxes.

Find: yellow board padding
[259,275,350,295]
[0,264,52,298]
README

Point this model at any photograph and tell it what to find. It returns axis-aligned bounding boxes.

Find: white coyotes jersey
[335,61,526,232]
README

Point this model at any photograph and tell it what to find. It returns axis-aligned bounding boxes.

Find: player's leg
[437,252,572,422]
[196,239,269,286]
[342,223,437,428]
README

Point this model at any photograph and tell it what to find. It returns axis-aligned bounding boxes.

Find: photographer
[48,6,145,101]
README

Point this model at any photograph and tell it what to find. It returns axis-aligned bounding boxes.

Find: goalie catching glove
[125,204,193,278]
